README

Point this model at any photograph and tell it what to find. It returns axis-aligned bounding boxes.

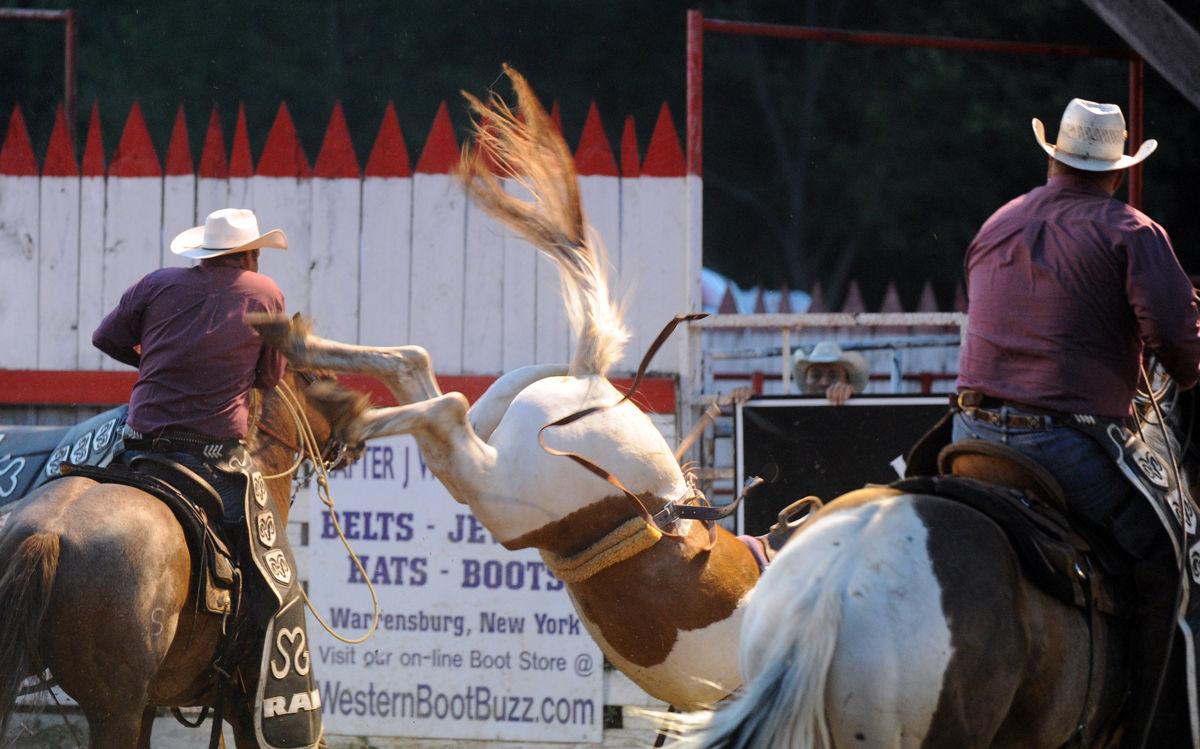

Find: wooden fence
[0,97,695,382]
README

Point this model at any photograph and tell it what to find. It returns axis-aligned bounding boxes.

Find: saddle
[891,439,1129,615]
[56,460,238,617]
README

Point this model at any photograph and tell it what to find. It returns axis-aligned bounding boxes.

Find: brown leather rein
[537,313,763,552]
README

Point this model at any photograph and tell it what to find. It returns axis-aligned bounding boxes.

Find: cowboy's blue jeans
[952,408,1163,560]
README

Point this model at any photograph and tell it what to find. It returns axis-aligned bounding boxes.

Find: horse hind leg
[247,313,440,404]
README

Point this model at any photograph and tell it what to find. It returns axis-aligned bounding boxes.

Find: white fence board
[579,175,621,371]
[462,201,505,372]
[100,177,162,371]
[161,174,195,268]
[616,175,641,373]
[501,180,537,371]
[359,177,412,346]
[195,177,228,223]
[633,176,687,374]
[309,178,361,343]
[37,176,80,368]
[0,175,39,368]
[76,177,106,369]
[409,174,466,372]
[249,176,312,317]
[226,176,249,212]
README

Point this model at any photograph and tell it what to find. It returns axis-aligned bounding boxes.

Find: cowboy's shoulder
[237,270,285,306]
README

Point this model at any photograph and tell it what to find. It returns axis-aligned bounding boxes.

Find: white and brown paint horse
[689,395,1200,747]
[249,66,762,710]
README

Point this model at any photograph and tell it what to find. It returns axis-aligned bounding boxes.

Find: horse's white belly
[572,590,748,709]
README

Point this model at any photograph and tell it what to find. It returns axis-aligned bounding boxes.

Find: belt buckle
[956,390,984,410]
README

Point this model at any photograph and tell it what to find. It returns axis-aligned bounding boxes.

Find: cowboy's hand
[825,382,854,406]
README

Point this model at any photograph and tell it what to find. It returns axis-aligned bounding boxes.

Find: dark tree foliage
[2,0,1197,310]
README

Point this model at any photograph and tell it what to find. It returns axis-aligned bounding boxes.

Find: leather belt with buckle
[952,391,1061,430]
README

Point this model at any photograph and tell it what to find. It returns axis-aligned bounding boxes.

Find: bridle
[252,370,357,481]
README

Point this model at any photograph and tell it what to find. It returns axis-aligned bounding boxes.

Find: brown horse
[0,371,366,747]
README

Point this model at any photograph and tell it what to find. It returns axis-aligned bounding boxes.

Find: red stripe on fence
[165,105,193,176]
[364,102,411,178]
[620,115,640,178]
[109,102,162,177]
[415,102,458,175]
[82,101,105,176]
[0,105,38,176]
[641,103,684,177]
[314,101,360,178]
[257,102,311,178]
[575,102,617,177]
[199,105,228,179]
[228,103,253,178]
[42,104,78,177]
[0,370,677,413]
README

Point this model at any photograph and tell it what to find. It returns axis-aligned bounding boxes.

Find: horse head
[249,366,370,522]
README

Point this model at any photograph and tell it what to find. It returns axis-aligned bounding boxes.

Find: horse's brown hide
[507,494,760,668]
[29,481,218,712]
[911,496,1117,748]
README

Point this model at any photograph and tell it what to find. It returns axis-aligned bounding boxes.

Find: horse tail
[460,64,629,377]
[0,531,61,735]
[695,550,844,748]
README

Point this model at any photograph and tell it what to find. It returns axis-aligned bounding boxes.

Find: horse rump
[0,531,60,735]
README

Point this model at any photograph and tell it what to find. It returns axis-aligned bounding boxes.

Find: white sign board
[307,435,603,743]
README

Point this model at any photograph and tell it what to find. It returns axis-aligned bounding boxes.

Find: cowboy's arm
[252,284,287,390]
[91,281,145,368]
[1127,224,1200,388]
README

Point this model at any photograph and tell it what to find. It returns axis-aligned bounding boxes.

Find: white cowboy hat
[1032,98,1157,172]
[792,341,869,393]
[170,208,288,260]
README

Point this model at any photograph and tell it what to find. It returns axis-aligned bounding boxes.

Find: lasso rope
[274,382,381,645]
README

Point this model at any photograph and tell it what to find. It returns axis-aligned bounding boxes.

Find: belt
[124,425,242,452]
[952,391,1068,430]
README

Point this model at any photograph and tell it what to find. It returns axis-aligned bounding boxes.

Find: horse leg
[350,393,497,503]
[249,315,440,404]
[134,704,155,749]
[82,700,149,748]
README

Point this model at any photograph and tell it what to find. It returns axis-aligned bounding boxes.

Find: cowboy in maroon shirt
[954,100,1200,746]
[94,208,287,532]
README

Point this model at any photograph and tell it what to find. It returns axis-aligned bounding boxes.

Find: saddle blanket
[0,406,128,515]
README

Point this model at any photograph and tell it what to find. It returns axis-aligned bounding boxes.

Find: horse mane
[458,64,629,378]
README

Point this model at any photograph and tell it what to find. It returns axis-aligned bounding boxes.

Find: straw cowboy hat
[170,208,288,260]
[1032,98,1157,172]
[792,341,869,392]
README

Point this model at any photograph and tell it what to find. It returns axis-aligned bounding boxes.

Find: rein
[264,380,382,645]
[537,313,760,558]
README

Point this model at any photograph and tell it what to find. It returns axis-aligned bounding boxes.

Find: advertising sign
[736,396,947,536]
[306,436,603,742]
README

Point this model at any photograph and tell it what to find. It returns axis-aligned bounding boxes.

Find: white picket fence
[0,100,695,378]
